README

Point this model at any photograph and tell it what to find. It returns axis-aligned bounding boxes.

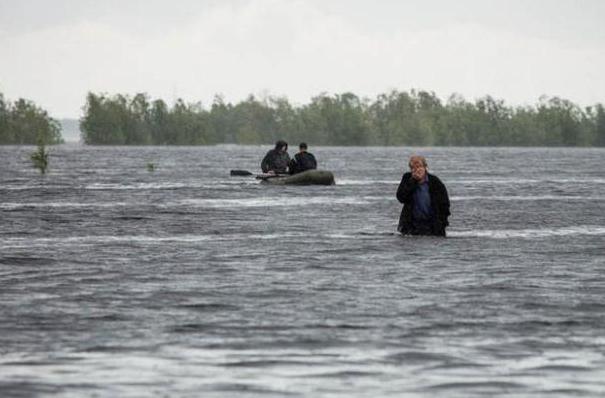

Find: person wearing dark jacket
[288,142,317,175]
[396,155,450,236]
[261,140,290,173]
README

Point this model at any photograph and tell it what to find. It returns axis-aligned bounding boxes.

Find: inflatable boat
[256,169,335,185]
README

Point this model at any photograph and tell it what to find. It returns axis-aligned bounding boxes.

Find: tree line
[2,89,604,147]
[80,91,605,146]
[0,93,64,145]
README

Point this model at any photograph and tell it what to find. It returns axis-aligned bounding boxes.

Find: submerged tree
[30,140,49,174]
[30,125,53,174]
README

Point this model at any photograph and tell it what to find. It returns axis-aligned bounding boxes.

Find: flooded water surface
[1,145,604,397]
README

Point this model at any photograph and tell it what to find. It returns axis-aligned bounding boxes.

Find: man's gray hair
[408,155,428,169]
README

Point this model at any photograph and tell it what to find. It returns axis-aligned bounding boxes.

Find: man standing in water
[261,140,290,174]
[288,142,317,175]
[396,155,450,236]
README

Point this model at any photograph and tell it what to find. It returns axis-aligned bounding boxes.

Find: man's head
[409,155,428,181]
[298,142,307,153]
[275,140,288,152]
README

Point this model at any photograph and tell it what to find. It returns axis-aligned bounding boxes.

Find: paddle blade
[230,170,253,176]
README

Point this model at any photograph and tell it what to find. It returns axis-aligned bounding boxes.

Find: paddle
[230,169,253,176]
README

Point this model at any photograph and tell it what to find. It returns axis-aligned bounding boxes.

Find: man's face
[410,159,427,181]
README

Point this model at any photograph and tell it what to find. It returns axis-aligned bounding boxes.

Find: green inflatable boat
[256,169,335,185]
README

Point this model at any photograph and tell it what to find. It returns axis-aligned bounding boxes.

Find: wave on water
[319,226,605,240]
[85,180,258,190]
[451,195,605,201]
[0,195,378,210]
[337,177,550,186]
[1,185,51,191]
[0,180,259,192]
[178,196,373,208]
[0,232,311,249]
[338,177,605,186]
[0,202,130,210]
[337,179,399,186]
[3,177,605,191]
[449,226,605,239]
[1,193,602,211]
[449,177,605,184]
[85,182,189,190]
[176,194,601,207]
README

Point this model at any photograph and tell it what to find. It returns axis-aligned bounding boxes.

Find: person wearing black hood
[288,142,317,175]
[261,140,290,174]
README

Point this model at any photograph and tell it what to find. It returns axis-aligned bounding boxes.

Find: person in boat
[288,142,317,175]
[261,140,290,174]
[396,155,450,237]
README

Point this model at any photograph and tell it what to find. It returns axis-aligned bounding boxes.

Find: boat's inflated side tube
[260,169,335,185]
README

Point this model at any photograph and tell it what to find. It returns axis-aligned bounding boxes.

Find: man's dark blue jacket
[396,172,450,236]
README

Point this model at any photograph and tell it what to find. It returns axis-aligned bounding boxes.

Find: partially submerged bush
[31,143,49,174]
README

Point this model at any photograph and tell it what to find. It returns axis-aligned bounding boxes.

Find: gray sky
[1,0,604,118]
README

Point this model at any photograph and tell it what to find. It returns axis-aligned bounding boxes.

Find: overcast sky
[1,0,604,118]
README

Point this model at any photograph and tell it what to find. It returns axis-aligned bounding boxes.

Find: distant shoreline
[3,90,604,147]
[78,91,605,147]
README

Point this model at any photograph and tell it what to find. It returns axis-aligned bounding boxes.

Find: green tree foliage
[79,90,605,147]
[299,93,368,145]
[0,93,63,145]
[590,104,605,147]
[81,93,212,145]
